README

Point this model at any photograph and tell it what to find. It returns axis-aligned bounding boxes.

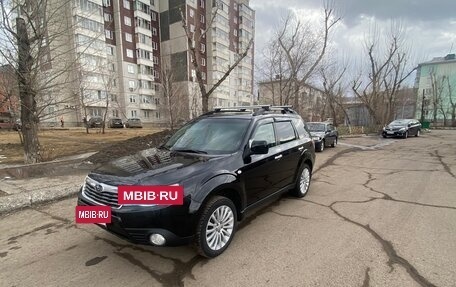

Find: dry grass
[0,127,162,164]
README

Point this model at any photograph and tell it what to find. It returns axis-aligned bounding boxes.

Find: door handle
[298,147,304,151]
[274,154,282,160]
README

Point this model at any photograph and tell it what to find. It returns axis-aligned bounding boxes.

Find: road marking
[338,140,398,150]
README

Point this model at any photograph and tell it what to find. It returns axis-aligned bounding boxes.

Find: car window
[275,121,296,144]
[328,124,334,131]
[251,123,276,148]
[293,118,310,139]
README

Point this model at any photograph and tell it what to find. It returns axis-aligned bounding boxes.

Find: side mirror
[407,123,412,127]
[250,140,269,155]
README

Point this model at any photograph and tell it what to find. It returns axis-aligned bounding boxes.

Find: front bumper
[77,190,196,246]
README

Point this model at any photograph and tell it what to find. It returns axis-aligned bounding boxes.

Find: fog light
[150,234,166,246]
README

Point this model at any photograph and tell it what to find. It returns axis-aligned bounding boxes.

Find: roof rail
[211,105,296,116]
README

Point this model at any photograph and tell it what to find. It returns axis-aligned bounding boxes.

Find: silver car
[125,118,143,128]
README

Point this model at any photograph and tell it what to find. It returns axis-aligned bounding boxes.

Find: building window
[190,24,195,33]
[152,27,157,36]
[233,29,237,36]
[128,80,136,89]
[127,64,135,74]
[153,56,159,65]
[106,46,114,55]
[102,0,111,6]
[104,13,112,22]
[234,16,238,24]
[124,16,131,26]
[142,95,151,103]
[234,3,238,10]
[191,69,196,80]
[201,28,205,38]
[109,63,115,71]
[126,48,134,58]
[105,30,113,39]
[202,72,206,80]
[152,41,158,50]
[155,111,160,119]
[199,0,205,8]
[200,15,205,23]
[123,0,130,9]
[129,95,136,103]
[125,32,132,42]
[144,110,150,118]
[200,43,206,53]
[202,58,206,66]
[153,70,159,79]
[151,12,157,21]
[111,94,117,102]
[112,110,118,117]
[189,9,194,18]
[131,110,137,117]
[154,98,160,105]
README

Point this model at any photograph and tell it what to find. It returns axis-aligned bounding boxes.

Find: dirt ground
[0,128,163,164]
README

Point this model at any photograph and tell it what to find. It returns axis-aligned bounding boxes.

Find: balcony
[139,102,157,110]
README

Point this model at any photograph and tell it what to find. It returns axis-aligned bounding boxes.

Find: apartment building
[16,0,254,127]
[415,54,456,126]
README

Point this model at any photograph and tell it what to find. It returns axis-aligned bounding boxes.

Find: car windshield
[306,123,326,132]
[164,118,251,155]
[389,120,409,126]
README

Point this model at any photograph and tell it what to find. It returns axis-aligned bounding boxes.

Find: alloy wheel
[205,205,234,251]
[299,167,311,195]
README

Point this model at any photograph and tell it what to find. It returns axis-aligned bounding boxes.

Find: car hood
[309,131,325,138]
[89,148,223,186]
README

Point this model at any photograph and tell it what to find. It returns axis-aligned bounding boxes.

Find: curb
[0,184,80,215]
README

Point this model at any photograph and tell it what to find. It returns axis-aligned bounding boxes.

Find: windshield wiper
[172,148,208,154]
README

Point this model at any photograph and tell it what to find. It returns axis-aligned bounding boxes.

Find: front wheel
[195,196,237,258]
[318,140,325,152]
[291,163,312,198]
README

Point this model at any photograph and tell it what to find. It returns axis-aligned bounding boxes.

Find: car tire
[331,138,337,148]
[415,130,420,137]
[291,163,312,198]
[195,196,237,258]
[318,140,325,152]
[382,134,387,138]
[403,131,408,139]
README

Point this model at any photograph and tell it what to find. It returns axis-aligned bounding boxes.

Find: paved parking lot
[1,131,455,287]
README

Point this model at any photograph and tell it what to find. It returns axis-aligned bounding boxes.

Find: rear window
[275,121,296,144]
[293,118,310,139]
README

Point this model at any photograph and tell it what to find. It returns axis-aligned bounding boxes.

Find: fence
[337,125,383,136]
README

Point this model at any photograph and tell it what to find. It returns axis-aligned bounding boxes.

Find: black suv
[77,106,315,257]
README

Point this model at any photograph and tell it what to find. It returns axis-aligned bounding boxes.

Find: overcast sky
[251,0,456,84]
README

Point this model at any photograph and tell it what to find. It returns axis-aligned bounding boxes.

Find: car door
[271,119,301,191]
[242,119,281,206]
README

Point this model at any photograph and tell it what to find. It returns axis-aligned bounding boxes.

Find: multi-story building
[15,0,255,127]
[415,54,456,126]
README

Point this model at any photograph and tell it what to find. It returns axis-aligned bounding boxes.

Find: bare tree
[160,64,184,130]
[276,1,341,115]
[352,22,416,126]
[320,61,349,127]
[180,6,253,113]
[446,76,456,126]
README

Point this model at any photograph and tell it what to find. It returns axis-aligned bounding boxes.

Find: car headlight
[312,136,321,141]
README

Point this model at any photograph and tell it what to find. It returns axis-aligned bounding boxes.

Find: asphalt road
[1,130,455,287]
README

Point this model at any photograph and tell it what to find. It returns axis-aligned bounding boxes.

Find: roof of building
[418,54,456,66]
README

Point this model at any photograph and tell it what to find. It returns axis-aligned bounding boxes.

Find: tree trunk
[452,106,456,127]
[17,18,41,163]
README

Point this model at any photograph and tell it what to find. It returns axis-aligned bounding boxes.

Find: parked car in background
[0,116,21,130]
[382,119,421,139]
[87,116,104,128]
[125,118,142,128]
[77,105,315,258]
[306,122,338,152]
[108,117,124,128]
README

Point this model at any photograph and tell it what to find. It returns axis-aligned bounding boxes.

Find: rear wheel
[195,196,237,258]
[291,163,312,198]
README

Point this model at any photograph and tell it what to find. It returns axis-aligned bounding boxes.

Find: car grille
[83,178,120,208]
